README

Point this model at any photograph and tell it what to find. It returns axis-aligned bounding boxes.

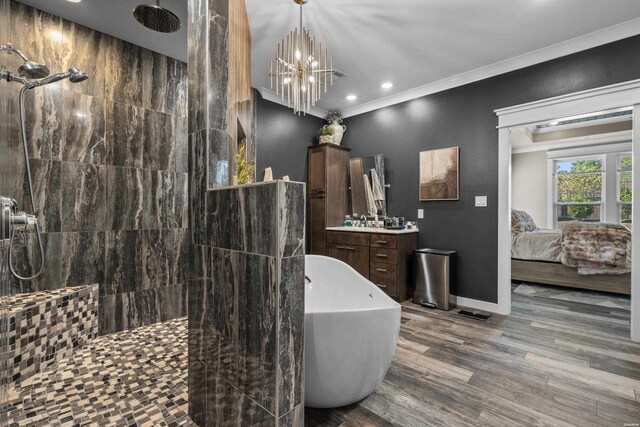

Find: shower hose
[8,85,44,280]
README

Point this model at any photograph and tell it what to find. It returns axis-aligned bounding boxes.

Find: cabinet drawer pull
[376,268,388,273]
[376,254,388,258]
[376,240,388,245]
[376,284,387,289]
[336,245,355,251]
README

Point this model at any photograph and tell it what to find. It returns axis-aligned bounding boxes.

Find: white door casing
[495,79,640,341]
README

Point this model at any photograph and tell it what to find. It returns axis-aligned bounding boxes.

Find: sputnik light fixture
[270,0,335,115]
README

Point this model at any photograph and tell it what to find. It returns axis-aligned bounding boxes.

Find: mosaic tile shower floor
[6,318,195,427]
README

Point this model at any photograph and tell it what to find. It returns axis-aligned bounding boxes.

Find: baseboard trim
[451,295,510,316]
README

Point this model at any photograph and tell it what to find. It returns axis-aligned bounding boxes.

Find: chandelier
[270,0,335,115]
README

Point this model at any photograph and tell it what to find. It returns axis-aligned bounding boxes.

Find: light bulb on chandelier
[269,0,336,115]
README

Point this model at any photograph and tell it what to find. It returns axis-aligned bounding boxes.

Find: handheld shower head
[68,67,88,83]
[26,68,89,89]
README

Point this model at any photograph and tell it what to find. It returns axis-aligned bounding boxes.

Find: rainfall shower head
[18,61,50,79]
[133,0,181,33]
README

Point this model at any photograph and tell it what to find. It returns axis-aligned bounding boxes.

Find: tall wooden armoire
[307,144,351,254]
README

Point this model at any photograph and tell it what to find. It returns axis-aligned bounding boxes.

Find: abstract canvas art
[419,147,459,201]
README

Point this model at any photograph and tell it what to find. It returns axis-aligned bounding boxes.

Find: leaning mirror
[349,154,387,217]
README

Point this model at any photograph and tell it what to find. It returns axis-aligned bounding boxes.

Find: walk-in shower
[0,43,88,281]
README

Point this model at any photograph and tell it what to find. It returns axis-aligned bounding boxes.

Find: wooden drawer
[370,234,397,249]
[327,242,369,279]
[370,275,397,297]
[370,247,397,264]
[370,262,397,281]
[327,231,370,247]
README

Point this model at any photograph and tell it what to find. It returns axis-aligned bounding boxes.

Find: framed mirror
[349,154,387,217]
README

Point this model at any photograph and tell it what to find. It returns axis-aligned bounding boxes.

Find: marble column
[187,0,304,425]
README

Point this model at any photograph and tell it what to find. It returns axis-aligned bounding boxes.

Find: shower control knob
[11,211,37,233]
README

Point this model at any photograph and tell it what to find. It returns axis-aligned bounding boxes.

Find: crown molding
[258,87,328,119]
[339,17,640,119]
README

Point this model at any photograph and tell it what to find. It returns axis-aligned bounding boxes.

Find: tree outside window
[555,158,603,227]
[619,154,632,229]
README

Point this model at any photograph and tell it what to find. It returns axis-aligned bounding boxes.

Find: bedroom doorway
[510,110,632,323]
[495,80,640,342]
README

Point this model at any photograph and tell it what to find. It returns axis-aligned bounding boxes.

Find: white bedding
[511,229,562,263]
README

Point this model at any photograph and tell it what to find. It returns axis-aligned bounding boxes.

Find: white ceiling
[16,0,640,117]
[16,0,188,62]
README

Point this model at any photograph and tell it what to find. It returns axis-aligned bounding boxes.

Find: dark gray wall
[256,98,324,183]
[257,35,640,303]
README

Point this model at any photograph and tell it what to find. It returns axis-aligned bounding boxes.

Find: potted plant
[319,126,335,144]
[324,111,346,145]
[235,142,254,185]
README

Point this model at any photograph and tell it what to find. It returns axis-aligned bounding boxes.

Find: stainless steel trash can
[413,249,456,310]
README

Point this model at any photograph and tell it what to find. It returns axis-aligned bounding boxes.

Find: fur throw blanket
[561,222,631,274]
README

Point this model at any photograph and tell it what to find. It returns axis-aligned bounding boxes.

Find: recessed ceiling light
[381,82,393,89]
[66,0,82,2]
[346,94,357,101]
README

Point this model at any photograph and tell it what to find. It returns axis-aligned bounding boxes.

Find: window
[618,153,632,229]
[554,157,604,227]
[552,152,632,229]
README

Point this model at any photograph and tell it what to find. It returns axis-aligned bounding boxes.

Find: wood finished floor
[305,284,640,426]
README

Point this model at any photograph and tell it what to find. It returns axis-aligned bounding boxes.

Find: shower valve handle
[11,210,38,233]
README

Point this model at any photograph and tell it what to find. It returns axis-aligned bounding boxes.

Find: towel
[370,169,385,201]
[363,174,377,216]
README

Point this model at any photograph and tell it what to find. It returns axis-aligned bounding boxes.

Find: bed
[511,210,631,295]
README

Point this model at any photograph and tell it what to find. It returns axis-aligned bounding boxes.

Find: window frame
[617,152,633,226]
[552,155,606,227]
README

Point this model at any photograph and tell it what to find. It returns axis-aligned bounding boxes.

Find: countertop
[326,226,419,235]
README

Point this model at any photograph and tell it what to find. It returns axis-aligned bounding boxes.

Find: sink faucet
[361,215,366,227]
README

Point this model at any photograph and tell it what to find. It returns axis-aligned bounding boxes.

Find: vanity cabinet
[307,144,351,255]
[326,229,418,301]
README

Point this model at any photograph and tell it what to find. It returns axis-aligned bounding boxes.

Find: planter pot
[325,122,346,145]
[319,135,333,144]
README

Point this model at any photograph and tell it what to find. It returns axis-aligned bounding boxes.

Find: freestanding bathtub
[304,255,401,408]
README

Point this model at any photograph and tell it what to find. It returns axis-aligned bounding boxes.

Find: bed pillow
[511,209,538,235]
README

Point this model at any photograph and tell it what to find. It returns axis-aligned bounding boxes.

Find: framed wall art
[419,147,459,201]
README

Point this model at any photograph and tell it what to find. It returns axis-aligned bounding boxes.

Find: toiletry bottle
[344,215,352,227]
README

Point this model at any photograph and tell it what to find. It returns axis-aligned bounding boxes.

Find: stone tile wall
[0,1,189,335]
[187,0,305,424]
[188,182,305,426]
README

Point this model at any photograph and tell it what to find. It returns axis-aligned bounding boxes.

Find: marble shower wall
[187,0,305,425]
[0,1,189,335]
[1,0,11,422]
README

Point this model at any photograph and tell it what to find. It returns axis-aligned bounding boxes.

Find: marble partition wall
[187,0,305,425]
[188,182,305,426]
[0,1,189,335]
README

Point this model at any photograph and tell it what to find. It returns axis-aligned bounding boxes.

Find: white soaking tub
[304,255,401,408]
